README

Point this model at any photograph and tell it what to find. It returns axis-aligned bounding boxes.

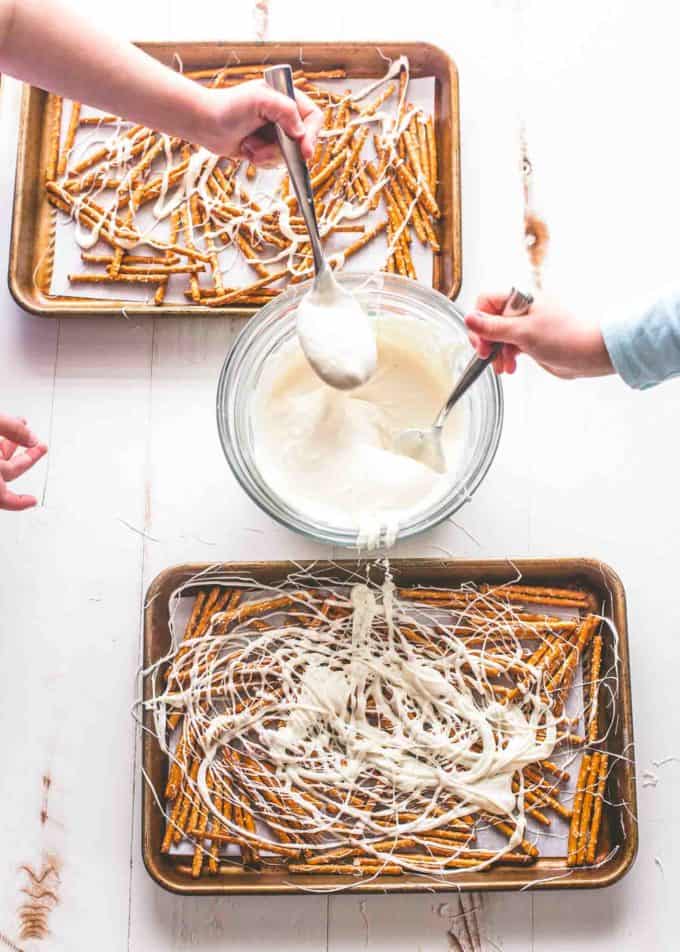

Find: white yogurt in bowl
[253,313,466,546]
[216,272,503,549]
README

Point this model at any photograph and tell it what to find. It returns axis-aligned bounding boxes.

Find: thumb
[257,89,305,140]
[465,311,525,346]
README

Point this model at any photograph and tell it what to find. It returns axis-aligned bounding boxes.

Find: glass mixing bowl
[216,272,503,547]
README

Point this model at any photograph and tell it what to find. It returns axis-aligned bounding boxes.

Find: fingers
[0,414,40,447]
[240,136,283,168]
[257,88,306,141]
[0,443,47,482]
[469,330,519,375]
[465,311,526,346]
[295,89,324,159]
[0,483,38,511]
[467,331,494,360]
[474,292,513,316]
[493,345,519,375]
[0,438,18,460]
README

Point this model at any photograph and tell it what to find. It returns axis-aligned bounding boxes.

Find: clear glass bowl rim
[216,272,504,548]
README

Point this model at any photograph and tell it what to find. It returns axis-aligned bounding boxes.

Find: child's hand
[465,292,614,379]
[200,81,324,167]
[0,415,47,511]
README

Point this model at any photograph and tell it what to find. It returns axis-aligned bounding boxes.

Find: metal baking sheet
[141,558,637,895]
[10,41,461,318]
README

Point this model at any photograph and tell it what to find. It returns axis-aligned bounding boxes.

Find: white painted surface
[0,0,674,947]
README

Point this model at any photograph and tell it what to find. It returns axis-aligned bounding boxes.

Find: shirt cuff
[600,317,650,390]
[601,291,680,391]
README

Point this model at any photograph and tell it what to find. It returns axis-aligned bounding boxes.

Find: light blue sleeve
[601,290,680,390]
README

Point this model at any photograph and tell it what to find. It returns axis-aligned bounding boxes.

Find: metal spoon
[263,64,377,390]
[394,287,533,473]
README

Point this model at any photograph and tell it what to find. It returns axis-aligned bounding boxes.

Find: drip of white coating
[296,268,377,390]
[153,146,218,221]
[140,571,584,878]
[349,55,410,103]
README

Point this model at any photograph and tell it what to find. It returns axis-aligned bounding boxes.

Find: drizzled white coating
[141,570,586,880]
[57,55,428,291]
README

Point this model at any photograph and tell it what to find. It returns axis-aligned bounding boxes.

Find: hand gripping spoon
[264,64,377,390]
[394,287,533,473]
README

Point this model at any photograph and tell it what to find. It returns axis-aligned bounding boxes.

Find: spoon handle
[434,287,533,428]
[264,65,326,275]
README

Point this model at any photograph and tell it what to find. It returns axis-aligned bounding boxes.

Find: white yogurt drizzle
[57,57,424,286]
[138,566,622,886]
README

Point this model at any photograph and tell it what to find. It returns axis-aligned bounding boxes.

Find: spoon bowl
[264,65,377,390]
[394,288,532,472]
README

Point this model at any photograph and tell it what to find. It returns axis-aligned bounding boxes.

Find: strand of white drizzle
[143,574,567,875]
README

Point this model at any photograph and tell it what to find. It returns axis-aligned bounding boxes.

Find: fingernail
[26,430,38,447]
[241,143,254,160]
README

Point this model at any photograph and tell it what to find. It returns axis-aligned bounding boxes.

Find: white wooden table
[1,1,677,947]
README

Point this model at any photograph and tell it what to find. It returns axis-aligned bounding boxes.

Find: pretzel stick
[576,753,600,865]
[481,583,591,606]
[332,127,369,199]
[164,727,188,800]
[82,253,179,266]
[206,792,223,874]
[185,65,266,80]
[65,172,122,194]
[514,778,571,821]
[199,829,300,857]
[585,753,609,865]
[482,815,539,858]
[361,82,396,117]
[298,150,347,197]
[68,273,165,285]
[57,102,81,177]
[334,219,388,265]
[161,786,186,853]
[587,635,603,743]
[541,760,571,783]
[70,125,146,176]
[45,95,63,182]
[402,131,440,218]
[425,115,437,193]
[154,209,181,305]
[170,760,200,846]
[288,863,403,876]
[188,288,278,300]
[416,115,431,191]
[205,269,289,307]
[79,114,118,126]
[108,210,138,277]
[233,231,270,278]
[567,754,591,866]
[191,798,211,877]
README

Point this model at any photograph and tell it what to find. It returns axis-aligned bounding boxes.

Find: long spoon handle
[264,64,326,275]
[433,287,533,428]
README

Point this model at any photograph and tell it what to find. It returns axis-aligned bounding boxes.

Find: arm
[466,290,680,388]
[0,0,322,162]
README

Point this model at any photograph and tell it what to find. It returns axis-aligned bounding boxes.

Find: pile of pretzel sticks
[142,573,618,885]
[43,58,440,308]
